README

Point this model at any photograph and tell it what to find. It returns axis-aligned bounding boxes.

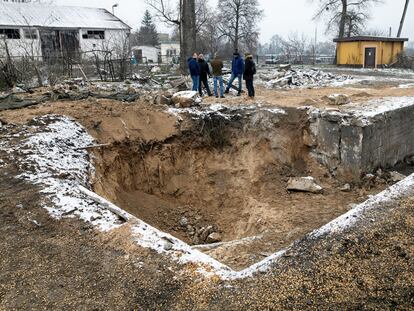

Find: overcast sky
[54,0,413,43]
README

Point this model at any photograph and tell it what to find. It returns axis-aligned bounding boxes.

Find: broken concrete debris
[179,217,189,227]
[151,66,162,74]
[153,94,171,106]
[340,183,351,192]
[264,68,352,89]
[287,177,323,193]
[171,91,200,108]
[169,77,188,91]
[164,241,173,251]
[206,232,222,243]
[389,171,406,182]
[327,94,351,105]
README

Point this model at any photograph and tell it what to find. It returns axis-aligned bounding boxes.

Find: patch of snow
[7,115,122,231]
[397,83,414,89]
[166,103,286,121]
[343,96,414,118]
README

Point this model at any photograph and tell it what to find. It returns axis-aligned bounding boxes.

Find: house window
[0,28,21,39]
[167,49,176,57]
[23,29,38,40]
[82,30,105,40]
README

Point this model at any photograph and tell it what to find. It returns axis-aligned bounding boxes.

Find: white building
[160,42,180,64]
[0,2,131,60]
[131,45,160,64]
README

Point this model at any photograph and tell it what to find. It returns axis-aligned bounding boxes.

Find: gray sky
[54,0,413,43]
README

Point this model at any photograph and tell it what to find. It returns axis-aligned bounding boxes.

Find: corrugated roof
[0,2,131,30]
[334,36,409,43]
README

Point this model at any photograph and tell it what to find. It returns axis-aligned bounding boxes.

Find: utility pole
[397,0,410,37]
[313,27,317,65]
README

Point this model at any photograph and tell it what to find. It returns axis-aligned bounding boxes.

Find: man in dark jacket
[243,53,256,97]
[225,51,244,96]
[187,53,200,91]
[210,53,225,98]
[198,54,212,96]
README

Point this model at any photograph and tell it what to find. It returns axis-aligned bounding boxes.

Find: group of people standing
[187,50,256,99]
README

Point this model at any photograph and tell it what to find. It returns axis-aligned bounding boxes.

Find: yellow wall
[336,41,404,67]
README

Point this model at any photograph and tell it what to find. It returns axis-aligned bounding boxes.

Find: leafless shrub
[394,52,414,69]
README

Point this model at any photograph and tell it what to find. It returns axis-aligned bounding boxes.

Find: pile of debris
[178,215,222,245]
[262,66,353,89]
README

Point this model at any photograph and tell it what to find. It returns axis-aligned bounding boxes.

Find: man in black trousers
[197,54,212,96]
[244,53,256,98]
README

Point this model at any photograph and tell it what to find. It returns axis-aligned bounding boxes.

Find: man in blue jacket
[225,51,244,96]
[187,53,200,92]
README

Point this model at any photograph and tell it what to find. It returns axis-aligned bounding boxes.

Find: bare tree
[312,0,382,38]
[197,13,223,55]
[216,0,263,52]
[146,0,196,72]
[0,40,18,88]
[195,0,210,33]
[281,33,309,64]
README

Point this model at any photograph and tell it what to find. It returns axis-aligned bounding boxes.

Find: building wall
[309,98,414,181]
[160,43,180,63]
[0,27,129,59]
[79,29,130,58]
[336,41,405,67]
[0,27,42,59]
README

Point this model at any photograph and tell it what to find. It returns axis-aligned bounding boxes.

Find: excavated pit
[91,105,387,270]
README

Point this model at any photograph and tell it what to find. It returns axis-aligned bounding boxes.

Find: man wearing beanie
[243,53,256,98]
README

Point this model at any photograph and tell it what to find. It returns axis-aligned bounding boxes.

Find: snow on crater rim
[10,115,122,231]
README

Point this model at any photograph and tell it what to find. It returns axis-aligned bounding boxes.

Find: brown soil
[0,89,391,270]
[0,98,178,143]
[85,104,387,270]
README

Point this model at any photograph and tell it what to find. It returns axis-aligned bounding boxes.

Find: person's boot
[237,91,241,96]
[224,89,229,94]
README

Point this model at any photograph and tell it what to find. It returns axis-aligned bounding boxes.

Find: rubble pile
[263,68,353,89]
[178,216,222,245]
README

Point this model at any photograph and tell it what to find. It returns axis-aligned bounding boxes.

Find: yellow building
[334,36,409,68]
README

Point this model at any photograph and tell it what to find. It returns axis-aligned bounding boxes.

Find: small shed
[131,46,160,63]
[333,36,409,68]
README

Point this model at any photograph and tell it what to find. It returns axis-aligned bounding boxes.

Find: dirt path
[204,84,414,109]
